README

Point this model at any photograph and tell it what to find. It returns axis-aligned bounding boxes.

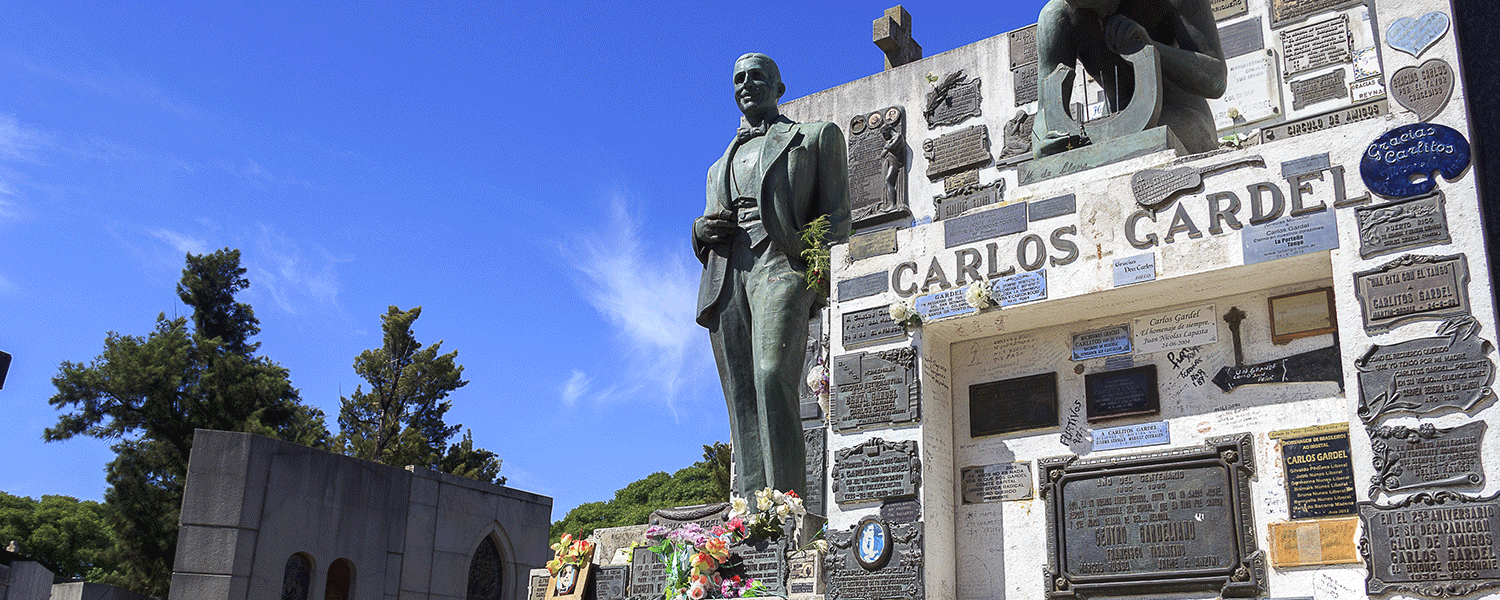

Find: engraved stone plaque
[1220,18,1265,59]
[826,519,924,600]
[1014,63,1039,106]
[1268,517,1360,567]
[1029,193,1076,221]
[804,426,826,516]
[842,305,905,349]
[923,73,983,128]
[962,462,1034,503]
[943,169,979,194]
[1093,421,1171,451]
[1355,316,1495,422]
[1271,0,1359,27]
[1213,0,1249,20]
[1281,426,1357,518]
[970,372,1058,437]
[991,269,1047,307]
[1261,98,1387,143]
[1355,191,1451,259]
[1085,365,1160,423]
[629,547,665,600]
[924,125,992,178]
[831,438,921,504]
[1369,421,1485,495]
[1358,491,1500,597]
[1072,326,1132,361]
[595,565,628,600]
[1280,15,1352,78]
[1040,434,1264,599]
[1213,53,1279,129]
[833,348,920,433]
[1352,254,1470,332]
[1241,208,1339,265]
[943,201,1026,247]
[529,572,549,600]
[847,107,909,229]
[1290,69,1347,110]
[837,271,890,302]
[1281,153,1330,179]
[1133,304,1219,355]
[933,182,1001,221]
[848,228,897,261]
[1010,25,1037,71]
[1390,59,1454,121]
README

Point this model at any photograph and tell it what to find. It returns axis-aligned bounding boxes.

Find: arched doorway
[281,553,313,600]
[324,558,354,600]
[467,535,503,600]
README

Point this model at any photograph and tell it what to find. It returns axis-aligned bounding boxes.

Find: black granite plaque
[848,228,897,261]
[1271,0,1361,27]
[833,348,920,432]
[837,271,890,301]
[826,519,925,600]
[1220,18,1265,59]
[831,438,920,504]
[1280,15,1352,78]
[1281,427,1357,519]
[1290,69,1348,110]
[1261,99,1387,143]
[970,372,1058,437]
[1280,153,1331,178]
[943,202,1027,248]
[933,182,1001,221]
[726,537,788,595]
[880,498,922,522]
[1213,0,1249,20]
[629,547,665,600]
[1085,365,1160,423]
[1355,316,1495,422]
[1040,434,1264,599]
[847,107,909,229]
[1369,421,1485,495]
[1010,25,1037,71]
[924,125,992,178]
[595,565,629,600]
[842,305,905,349]
[962,461,1034,503]
[804,426,826,516]
[1029,193,1077,221]
[1355,191,1452,259]
[924,73,983,128]
[1014,63,1039,106]
[1353,253,1471,332]
[1358,491,1500,597]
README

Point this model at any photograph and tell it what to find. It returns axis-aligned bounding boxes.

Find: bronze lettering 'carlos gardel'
[694,53,851,497]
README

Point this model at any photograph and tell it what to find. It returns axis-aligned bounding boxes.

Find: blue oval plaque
[854,517,891,571]
[1360,123,1470,198]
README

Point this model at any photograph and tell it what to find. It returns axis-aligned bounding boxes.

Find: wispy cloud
[248,224,344,316]
[148,228,209,255]
[0,114,52,163]
[560,370,593,406]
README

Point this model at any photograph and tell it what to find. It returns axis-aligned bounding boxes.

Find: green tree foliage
[548,443,728,543]
[0,491,118,580]
[336,306,504,484]
[44,248,329,597]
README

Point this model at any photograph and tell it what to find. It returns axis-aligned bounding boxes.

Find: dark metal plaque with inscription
[1281,153,1331,178]
[1280,15,1352,78]
[831,438,921,504]
[1271,0,1361,27]
[848,228,897,261]
[1353,254,1471,332]
[1010,25,1037,71]
[629,548,665,600]
[847,107,909,229]
[943,169,979,194]
[933,182,1001,221]
[842,305,905,349]
[1262,99,1387,143]
[924,74,983,128]
[1369,421,1485,496]
[648,503,729,529]
[833,347,920,432]
[1014,63,1039,106]
[1358,491,1500,598]
[943,202,1027,248]
[880,498,922,522]
[1029,193,1076,220]
[970,372,1058,437]
[1391,59,1454,122]
[1355,316,1495,423]
[1281,427,1357,518]
[1040,434,1264,599]
[1220,17,1264,59]
[804,426,826,516]
[725,537,788,595]
[826,520,925,600]
[1355,191,1451,258]
[962,461,1034,503]
[1290,69,1347,110]
[595,565,629,600]
[837,271,890,301]
[1085,365,1160,423]
[924,125,992,178]
[1213,0,1249,20]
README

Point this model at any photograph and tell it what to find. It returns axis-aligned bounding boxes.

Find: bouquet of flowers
[644,489,825,599]
[546,532,596,576]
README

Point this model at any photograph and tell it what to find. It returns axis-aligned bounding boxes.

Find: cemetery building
[168,429,551,600]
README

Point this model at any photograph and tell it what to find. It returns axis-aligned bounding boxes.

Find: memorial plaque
[1241,208,1339,265]
[943,201,1025,247]
[1113,253,1156,286]
[1267,517,1360,567]
[1352,253,1470,332]
[991,269,1047,307]
[933,182,1000,221]
[880,498,922,522]
[1029,193,1075,221]
[1072,326,1131,361]
[1350,76,1386,103]
[1268,288,1336,344]
[944,169,979,194]
[1271,0,1359,27]
[1280,15,1351,78]
[837,271,890,302]
[1358,491,1500,597]
[1093,421,1171,451]
[1355,315,1494,422]
[1009,25,1037,71]
[1261,98,1386,143]
[1390,59,1454,121]
[842,305,905,349]
[1386,11,1450,58]
[804,426,826,516]
[529,572,549,600]
[1213,0,1249,20]
[1360,122,1471,199]
[962,461,1034,503]
[1133,304,1219,355]
[726,537,788,595]
[595,565,628,600]
[826,519,924,600]
[1352,46,1381,80]
[1040,434,1264,599]
[1280,426,1357,518]
[1211,345,1342,392]
[970,372,1058,437]
[913,286,978,321]
[833,347,920,433]
[647,503,729,529]
[1013,63,1039,106]
[848,228,897,261]
[1280,153,1330,179]
[1085,365,1160,423]
[847,106,909,228]
[629,547,665,600]
[1220,18,1264,59]
[923,73,983,128]
[831,438,920,504]
[1355,191,1451,259]
[924,125,992,178]
[1290,69,1347,110]
[1212,53,1279,129]
[997,111,1034,165]
[1368,421,1485,495]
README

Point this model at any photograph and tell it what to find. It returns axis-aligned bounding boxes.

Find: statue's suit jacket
[694,117,851,327]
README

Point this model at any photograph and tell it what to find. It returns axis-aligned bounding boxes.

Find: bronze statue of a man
[1033,0,1227,156]
[693,53,850,497]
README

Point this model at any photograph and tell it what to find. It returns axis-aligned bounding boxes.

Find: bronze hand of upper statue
[694,210,737,245]
[1104,14,1150,55]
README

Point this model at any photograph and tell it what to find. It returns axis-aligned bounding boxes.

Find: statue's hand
[1104,15,1149,55]
[695,210,737,246]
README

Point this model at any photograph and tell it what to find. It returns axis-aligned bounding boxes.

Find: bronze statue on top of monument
[693,53,850,499]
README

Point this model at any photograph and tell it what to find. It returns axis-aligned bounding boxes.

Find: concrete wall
[0,561,54,600]
[49,582,154,600]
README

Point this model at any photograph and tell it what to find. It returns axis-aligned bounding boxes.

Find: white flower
[772,489,785,504]
[888,301,913,323]
[729,496,750,517]
[776,503,792,518]
[756,488,774,511]
[814,539,829,553]
[805,364,827,390]
[965,281,992,309]
[785,495,806,516]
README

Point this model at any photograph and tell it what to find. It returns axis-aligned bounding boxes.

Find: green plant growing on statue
[799,214,832,295]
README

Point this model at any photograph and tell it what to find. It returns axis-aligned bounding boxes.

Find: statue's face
[734,57,783,118]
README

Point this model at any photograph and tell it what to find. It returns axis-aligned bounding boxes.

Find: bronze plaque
[1261,98,1387,143]
[943,169,979,194]
[1014,63,1039,106]
[595,565,628,600]
[1290,69,1347,110]
[1271,0,1361,27]
[825,519,925,600]
[1280,427,1357,519]
[836,271,889,301]
[1085,365,1160,423]
[1280,15,1352,78]
[933,182,1001,221]
[1358,491,1500,597]
[1353,253,1470,332]
[1355,191,1451,259]
[804,426,826,517]
[831,438,921,504]
[848,228,897,261]
[725,537,788,595]
[832,348,920,433]
[1369,421,1485,496]
[1390,58,1455,121]
[924,125,992,178]
[1219,17,1265,58]
[1268,517,1360,567]
[1009,25,1037,71]
[1213,0,1249,20]
[841,305,905,349]
[924,74,983,128]
[1040,434,1264,599]
[970,372,1058,437]
[847,106,909,228]
[1355,316,1496,422]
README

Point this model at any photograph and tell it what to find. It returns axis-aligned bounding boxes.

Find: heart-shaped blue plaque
[1360,123,1470,198]
[1386,12,1450,58]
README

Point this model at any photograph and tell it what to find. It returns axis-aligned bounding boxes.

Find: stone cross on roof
[873,5,922,70]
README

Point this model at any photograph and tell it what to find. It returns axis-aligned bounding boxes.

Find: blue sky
[0,1,1044,519]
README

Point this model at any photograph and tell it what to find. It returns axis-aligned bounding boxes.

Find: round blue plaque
[1360,122,1470,198]
[854,516,892,571]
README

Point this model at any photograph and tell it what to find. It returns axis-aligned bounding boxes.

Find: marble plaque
[1040,434,1263,599]
[529,572,549,600]
[1355,191,1451,258]
[943,201,1026,247]
[1281,153,1330,179]
[1113,254,1156,286]
[1241,208,1339,265]
[1009,25,1037,71]
[833,348,920,432]
[1267,518,1360,567]
[1213,52,1280,129]
[837,271,890,301]
[1220,18,1265,59]
[1390,59,1453,121]
[1262,98,1386,142]
[1280,15,1351,77]
[842,305,905,349]
[924,125,992,178]
[848,228,898,261]
[1281,427,1357,518]
[1213,0,1249,20]
[1358,491,1500,597]
[1271,0,1358,27]
[970,372,1058,437]
[1350,76,1386,102]
[961,461,1034,503]
[1014,63,1039,106]
[1369,421,1485,495]
[1354,315,1494,422]
[991,269,1047,307]
[847,106,909,228]
[913,286,978,321]
[924,75,983,128]
[831,438,921,504]
[1352,253,1470,332]
[1092,421,1171,451]
[826,519,924,600]
[1360,122,1471,198]
[1072,326,1132,361]
[629,548,665,600]
[1029,193,1076,221]
[804,426,826,516]
[933,182,1001,221]
[1133,304,1219,355]
[1085,365,1160,422]
[595,565,628,600]
[1290,69,1347,110]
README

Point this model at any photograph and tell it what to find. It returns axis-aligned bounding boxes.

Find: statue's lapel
[713,142,736,211]
[758,121,796,188]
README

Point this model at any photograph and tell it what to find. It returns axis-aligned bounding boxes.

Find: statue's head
[1064,0,1122,15]
[734,53,785,120]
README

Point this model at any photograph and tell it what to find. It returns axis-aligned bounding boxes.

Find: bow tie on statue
[735,123,770,143]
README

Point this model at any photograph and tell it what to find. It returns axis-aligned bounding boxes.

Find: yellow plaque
[1269,421,1348,440]
[1268,517,1360,567]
